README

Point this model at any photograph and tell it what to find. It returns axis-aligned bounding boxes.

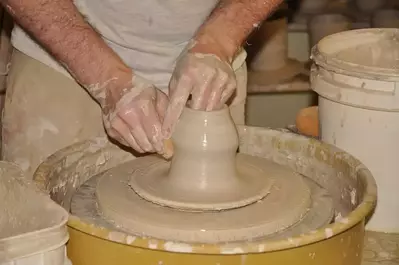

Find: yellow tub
[34,126,377,265]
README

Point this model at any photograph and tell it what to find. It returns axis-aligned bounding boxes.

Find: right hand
[92,74,170,156]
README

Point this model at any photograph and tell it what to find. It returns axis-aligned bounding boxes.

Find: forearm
[192,0,283,61]
[1,0,131,99]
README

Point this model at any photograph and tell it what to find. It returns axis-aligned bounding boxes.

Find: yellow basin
[33,126,377,265]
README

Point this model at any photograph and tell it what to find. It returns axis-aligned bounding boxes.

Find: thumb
[162,77,192,138]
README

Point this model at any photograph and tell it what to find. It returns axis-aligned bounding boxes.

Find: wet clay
[129,154,274,211]
[129,107,273,211]
[72,170,334,243]
[38,125,373,262]
[0,161,69,262]
[334,36,399,69]
[96,155,313,243]
[93,107,330,243]
[0,162,61,238]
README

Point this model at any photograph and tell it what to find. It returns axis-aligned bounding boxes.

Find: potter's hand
[99,75,169,156]
[162,52,236,138]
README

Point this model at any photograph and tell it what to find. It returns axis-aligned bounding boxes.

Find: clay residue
[334,32,399,69]
[34,126,376,254]
[0,164,67,239]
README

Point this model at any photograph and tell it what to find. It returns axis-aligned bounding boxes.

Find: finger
[206,86,224,111]
[206,70,229,111]
[155,89,169,122]
[220,80,236,106]
[111,115,145,152]
[190,69,215,110]
[121,108,155,153]
[155,91,173,158]
[162,76,192,139]
[107,127,129,146]
[139,101,164,153]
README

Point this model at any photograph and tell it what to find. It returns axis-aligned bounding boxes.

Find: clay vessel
[246,16,304,86]
[168,105,239,194]
[299,0,330,14]
[249,17,288,71]
[308,14,351,49]
[372,9,399,28]
[127,105,272,211]
[355,0,387,13]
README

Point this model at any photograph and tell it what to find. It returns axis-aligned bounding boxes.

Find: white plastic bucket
[0,162,70,265]
[311,28,399,233]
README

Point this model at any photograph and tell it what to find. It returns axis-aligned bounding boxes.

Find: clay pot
[355,0,387,13]
[308,13,351,48]
[372,9,399,28]
[246,16,304,86]
[169,106,239,192]
[299,0,330,14]
[249,17,288,71]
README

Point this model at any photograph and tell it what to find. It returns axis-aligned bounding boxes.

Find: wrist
[192,0,284,61]
[190,30,238,63]
[88,65,133,110]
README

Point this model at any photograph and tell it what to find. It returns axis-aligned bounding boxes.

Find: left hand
[162,51,236,138]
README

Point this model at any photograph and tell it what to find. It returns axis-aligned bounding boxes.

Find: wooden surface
[247,73,310,94]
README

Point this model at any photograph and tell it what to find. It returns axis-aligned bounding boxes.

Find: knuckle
[218,71,229,83]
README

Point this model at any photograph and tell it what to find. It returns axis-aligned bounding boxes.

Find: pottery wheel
[95,154,318,243]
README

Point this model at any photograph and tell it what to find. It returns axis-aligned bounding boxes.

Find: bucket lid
[312,28,399,81]
[0,162,69,262]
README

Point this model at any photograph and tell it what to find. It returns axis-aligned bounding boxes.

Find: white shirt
[11,0,220,91]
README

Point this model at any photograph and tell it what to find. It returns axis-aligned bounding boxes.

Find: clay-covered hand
[96,75,169,155]
[162,52,237,138]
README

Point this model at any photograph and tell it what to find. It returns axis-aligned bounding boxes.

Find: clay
[0,162,58,238]
[72,171,334,243]
[37,125,374,261]
[308,14,351,48]
[129,106,273,211]
[249,18,288,72]
[372,9,399,28]
[93,107,335,243]
[355,0,387,13]
[333,34,399,69]
[0,161,69,262]
[247,17,304,86]
[299,0,329,14]
[95,155,314,243]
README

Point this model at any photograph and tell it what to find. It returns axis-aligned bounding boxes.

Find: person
[0,0,283,178]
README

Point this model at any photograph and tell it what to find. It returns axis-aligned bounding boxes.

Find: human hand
[162,52,237,138]
[93,74,171,157]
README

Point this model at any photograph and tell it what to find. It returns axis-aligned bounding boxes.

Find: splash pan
[33,126,377,265]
